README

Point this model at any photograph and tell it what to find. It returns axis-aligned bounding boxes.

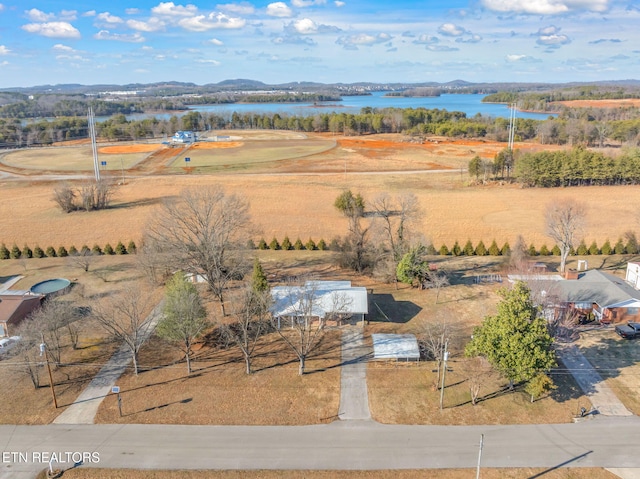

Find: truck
[615,322,640,339]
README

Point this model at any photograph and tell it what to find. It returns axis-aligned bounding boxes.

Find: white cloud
[481,0,610,15]
[152,2,198,17]
[292,0,327,6]
[456,33,482,43]
[127,18,166,32]
[291,18,318,34]
[336,33,392,48]
[413,34,439,45]
[60,10,77,21]
[83,10,96,17]
[217,3,255,15]
[25,8,55,22]
[96,12,124,25]
[0,61,8,66]
[438,23,466,36]
[537,25,560,35]
[335,1,345,6]
[94,30,146,42]
[126,8,141,14]
[537,33,570,45]
[51,44,74,52]
[427,44,459,52]
[0,4,4,12]
[267,2,293,17]
[208,37,224,45]
[178,13,246,30]
[22,22,81,39]
[506,54,541,62]
[0,45,10,55]
[196,59,221,65]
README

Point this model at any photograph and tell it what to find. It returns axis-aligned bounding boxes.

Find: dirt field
[552,98,640,109]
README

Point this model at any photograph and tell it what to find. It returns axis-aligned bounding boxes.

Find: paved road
[2,418,640,478]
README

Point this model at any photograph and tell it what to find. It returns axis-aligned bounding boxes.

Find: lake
[122,92,554,123]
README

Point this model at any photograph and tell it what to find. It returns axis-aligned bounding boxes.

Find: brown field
[190,141,243,149]
[99,144,162,154]
[552,98,640,109]
[58,467,619,479]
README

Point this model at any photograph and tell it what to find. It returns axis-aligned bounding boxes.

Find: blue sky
[0,0,639,88]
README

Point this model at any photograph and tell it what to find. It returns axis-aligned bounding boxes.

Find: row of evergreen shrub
[0,241,137,259]
[249,237,332,251]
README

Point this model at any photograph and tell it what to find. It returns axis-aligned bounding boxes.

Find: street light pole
[476,434,484,479]
[439,341,449,410]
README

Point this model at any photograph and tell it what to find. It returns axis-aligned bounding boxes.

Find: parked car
[0,336,21,355]
[615,322,640,339]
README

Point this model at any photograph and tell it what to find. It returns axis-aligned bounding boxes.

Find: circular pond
[30,278,71,296]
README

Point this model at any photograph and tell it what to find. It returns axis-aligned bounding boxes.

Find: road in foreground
[1,418,639,478]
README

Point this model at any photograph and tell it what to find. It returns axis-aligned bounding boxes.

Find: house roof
[270,281,368,318]
[0,292,44,327]
[556,269,640,308]
[372,334,420,360]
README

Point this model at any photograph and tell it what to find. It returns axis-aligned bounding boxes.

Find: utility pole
[439,340,449,410]
[476,434,484,479]
[40,334,58,409]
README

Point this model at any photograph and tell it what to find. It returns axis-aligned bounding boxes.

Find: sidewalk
[53,301,164,424]
[556,343,632,417]
[338,327,372,420]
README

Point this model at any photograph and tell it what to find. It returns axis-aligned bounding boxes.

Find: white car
[0,336,20,355]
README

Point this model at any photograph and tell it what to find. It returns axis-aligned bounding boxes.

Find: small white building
[270,280,368,327]
[372,334,420,361]
[172,131,196,144]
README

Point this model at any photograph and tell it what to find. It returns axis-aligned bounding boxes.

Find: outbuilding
[372,333,420,361]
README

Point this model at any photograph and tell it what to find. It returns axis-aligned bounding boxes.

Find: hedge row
[249,236,333,251]
[0,241,137,259]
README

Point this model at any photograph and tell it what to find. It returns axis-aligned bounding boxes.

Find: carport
[371,333,420,361]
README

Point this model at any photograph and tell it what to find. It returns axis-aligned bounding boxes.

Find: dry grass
[94,330,342,425]
[0,256,158,424]
[552,98,640,109]
[58,467,619,479]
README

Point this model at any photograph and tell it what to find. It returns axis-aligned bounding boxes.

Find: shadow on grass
[369,293,421,323]
[527,451,593,478]
[124,397,193,416]
[107,197,163,210]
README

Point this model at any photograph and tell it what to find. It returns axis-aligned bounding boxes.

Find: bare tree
[15,318,43,389]
[508,234,530,273]
[53,184,77,213]
[69,249,95,273]
[420,316,451,390]
[79,179,117,212]
[426,269,449,304]
[467,356,494,406]
[222,284,272,374]
[156,274,209,374]
[145,186,252,315]
[136,238,174,285]
[28,300,78,366]
[545,199,587,273]
[271,279,351,375]
[92,289,159,375]
[371,192,421,261]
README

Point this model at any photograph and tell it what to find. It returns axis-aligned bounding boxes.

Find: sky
[0,0,639,88]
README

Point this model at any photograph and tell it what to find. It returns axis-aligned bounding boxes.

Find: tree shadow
[107,198,163,210]
[368,293,421,323]
[124,397,193,416]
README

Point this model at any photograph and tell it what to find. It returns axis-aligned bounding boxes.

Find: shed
[372,334,420,361]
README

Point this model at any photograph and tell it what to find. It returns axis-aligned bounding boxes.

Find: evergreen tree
[245,239,256,250]
[501,242,511,256]
[601,239,612,255]
[475,240,487,256]
[293,238,304,250]
[68,245,78,256]
[463,240,475,256]
[269,237,280,250]
[528,244,538,257]
[614,238,626,255]
[305,238,316,251]
[396,245,430,288]
[317,239,327,251]
[104,243,114,255]
[451,241,461,256]
[127,240,137,254]
[258,238,268,250]
[10,245,21,259]
[488,240,501,256]
[576,240,588,256]
[251,258,269,294]
[539,244,550,256]
[57,246,68,257]
[0,243,9,260]
[92,244,103,255]
[281,236,292,251]
[524,373,557,403]
[439,244,450,256]
[465,281,556,389]
[21,245,32,259]
[115,241,127,255]
[625,232,639,255]
[33,246,45,258]
[80,245,90,255]
[551,245,561,256]
[588,241,600,256]
[425,243,437,255]
[45,246,57,258]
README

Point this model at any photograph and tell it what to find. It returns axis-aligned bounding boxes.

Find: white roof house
[372,334,420,361]
[270,281,368,326]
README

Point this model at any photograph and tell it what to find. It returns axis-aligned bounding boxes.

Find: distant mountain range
[2,79,640,96]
